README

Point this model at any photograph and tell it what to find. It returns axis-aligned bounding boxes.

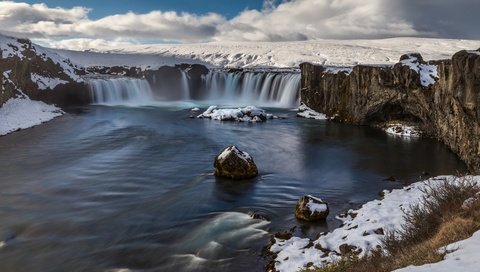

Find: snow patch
[325,66,353,75]
[218,146,252,162]
[297,103,327,120]
[394,230,480,272]
[31,73,69,90]
[0,97,64,136]
[400,54,438,87]
[197,105,272,122]
[306,195,328,213]
[384,123,420,137]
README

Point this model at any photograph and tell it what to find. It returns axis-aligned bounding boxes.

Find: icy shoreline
[0,97,64,136]
[269,176,480,272]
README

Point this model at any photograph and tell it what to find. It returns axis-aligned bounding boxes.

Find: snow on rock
[0,34,82,83]
[31,73,69,90]
[297,103,328,120]
[400,54,438,87]
[384,123,421,137]
[295,195,330,221]
[0,97,64,136]
[217,145,253,163]
[325,66,353,75]
[270,176,480,272]
[214,145,258,179]
[197,105,273,122]
[394,230,480,272]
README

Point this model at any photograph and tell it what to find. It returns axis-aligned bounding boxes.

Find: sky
[1,0,479,50]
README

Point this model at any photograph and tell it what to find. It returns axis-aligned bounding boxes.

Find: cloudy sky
[1,0,479,50]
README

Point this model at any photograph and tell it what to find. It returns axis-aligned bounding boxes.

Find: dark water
[0,105,466,272]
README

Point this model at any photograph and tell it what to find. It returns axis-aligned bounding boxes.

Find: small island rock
[295,195,329,221]
[214,146,258,179]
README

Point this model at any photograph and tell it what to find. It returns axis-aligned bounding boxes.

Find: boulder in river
[295,195,329,221]
[214,146,258,179]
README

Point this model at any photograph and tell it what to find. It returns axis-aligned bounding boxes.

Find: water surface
[0,105,466,271]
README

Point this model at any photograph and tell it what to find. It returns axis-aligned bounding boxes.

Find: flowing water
[0,75,467,272]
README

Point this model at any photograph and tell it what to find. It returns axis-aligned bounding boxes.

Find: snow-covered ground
[52,38,480,69]
[394,230,480,272]
[0,97,64,136]
[269,176,480,272]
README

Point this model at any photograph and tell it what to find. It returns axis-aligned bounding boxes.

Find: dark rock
[383,176,397,182]
[274,230,293,240]
[214,146,258,179]
[295,195,329,221]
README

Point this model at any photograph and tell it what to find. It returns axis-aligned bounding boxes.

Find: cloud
[0,1,225,42]
[215,0,422,41]
[0,0,479,49]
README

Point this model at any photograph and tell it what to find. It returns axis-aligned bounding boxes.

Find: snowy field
[270,176,480,272]
[0,97,64,136]
[52,37,480,69]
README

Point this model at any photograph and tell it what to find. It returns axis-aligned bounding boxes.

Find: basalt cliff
[300,51,480,173]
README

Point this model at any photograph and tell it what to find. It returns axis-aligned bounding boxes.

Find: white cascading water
[180,71,191,100]
[202,71,301,108]
[88,77,155,106]
[86,71,300,108]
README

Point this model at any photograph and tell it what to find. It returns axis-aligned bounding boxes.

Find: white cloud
[0,0,478,50]
[215,0,422,41]
[0,1,225,42]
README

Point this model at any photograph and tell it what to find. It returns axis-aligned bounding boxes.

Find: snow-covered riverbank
[0,97,64,136]
[269,176,480,272]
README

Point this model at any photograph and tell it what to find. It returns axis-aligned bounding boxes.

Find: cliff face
[300,51,480,172]
[0,36,90,106]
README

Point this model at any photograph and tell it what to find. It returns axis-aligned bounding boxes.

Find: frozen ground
[0,97,64,136]
[52,38,480,69]
[269,176,480,272]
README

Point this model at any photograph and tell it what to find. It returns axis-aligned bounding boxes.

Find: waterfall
[180,71,190,100]
[86,70,300,108]
[88,77,155,106]
[201,71,301,108]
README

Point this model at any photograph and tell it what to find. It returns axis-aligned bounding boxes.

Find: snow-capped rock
[295,195,330,221]
[197,105,272,122]
[214,146,258,179]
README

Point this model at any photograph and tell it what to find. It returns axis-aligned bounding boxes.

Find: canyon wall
[300,51,480,173]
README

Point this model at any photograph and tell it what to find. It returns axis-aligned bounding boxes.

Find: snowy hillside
[52,37,480,69]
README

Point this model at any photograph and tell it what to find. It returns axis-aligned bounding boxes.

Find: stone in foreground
[295,195,329,221]
[214,146,258,179]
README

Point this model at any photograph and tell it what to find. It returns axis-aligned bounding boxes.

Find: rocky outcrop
[0,35,90,107]
[295,195,329,221]
[300,51,480,173]
[214,146,259,179]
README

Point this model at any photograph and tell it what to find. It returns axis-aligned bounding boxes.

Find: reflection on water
[0,106,466,271]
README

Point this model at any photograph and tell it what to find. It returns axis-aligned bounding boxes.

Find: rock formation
[0,35,90,107]
[300,51,480,173]
[295,195,329,221]
[214,146,259,179]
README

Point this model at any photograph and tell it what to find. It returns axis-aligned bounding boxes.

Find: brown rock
[295,195,329,221]
[214,146,258,179]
